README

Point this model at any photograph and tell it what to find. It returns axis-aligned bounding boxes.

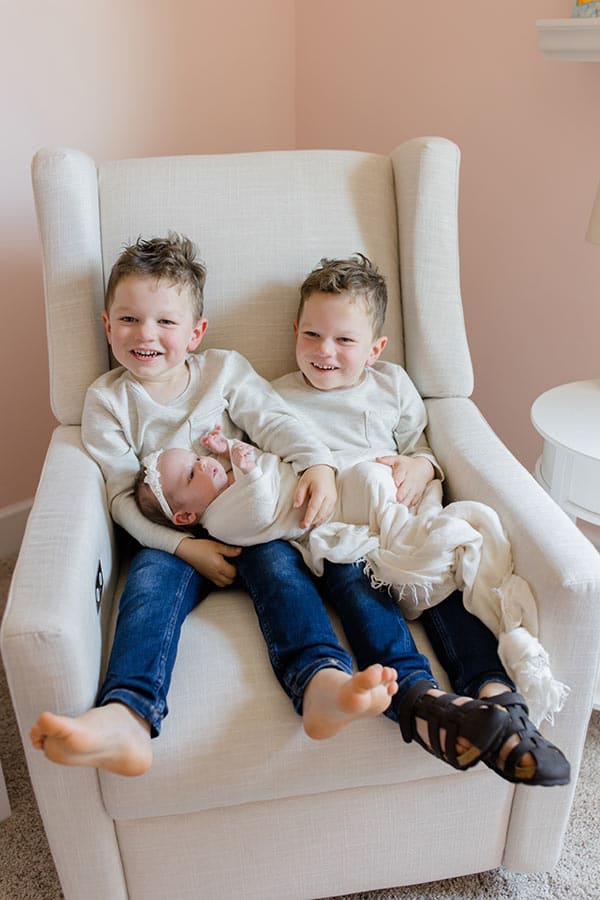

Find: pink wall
[0,0,295,507]
[296,0,600,471]
[2,0,599,509]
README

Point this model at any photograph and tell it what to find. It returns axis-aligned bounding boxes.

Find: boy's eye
[338,337,355,344]
[120,316,137,323]
[303,331,319,338]
[159,318,177,326]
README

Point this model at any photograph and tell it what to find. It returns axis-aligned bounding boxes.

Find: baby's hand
[175,536,242,587]
[376,455,434,508]
[293,464,337,529]
[231,441,256,474]
[201,425,229,457]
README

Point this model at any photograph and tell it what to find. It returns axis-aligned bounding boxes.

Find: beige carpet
[1,554,599,900]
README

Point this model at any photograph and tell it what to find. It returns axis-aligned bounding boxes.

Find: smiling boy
[267,253,570,787]
[30,234,351,775]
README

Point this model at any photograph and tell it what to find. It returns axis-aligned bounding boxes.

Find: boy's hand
[293,464,337,529]
[375,455,434,508]
[175,537,242,587]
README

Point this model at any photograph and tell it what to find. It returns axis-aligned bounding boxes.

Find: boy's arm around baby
[82,380,241,582]
[81,382,188,554]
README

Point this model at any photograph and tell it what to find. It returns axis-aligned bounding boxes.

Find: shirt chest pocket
[363,409,398,449]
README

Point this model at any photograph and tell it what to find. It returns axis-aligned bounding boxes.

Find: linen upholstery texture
[2,137,599,900]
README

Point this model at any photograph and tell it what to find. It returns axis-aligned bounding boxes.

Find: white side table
[531,379,600,709]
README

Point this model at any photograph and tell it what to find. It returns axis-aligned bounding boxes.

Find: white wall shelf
[537,18,600,61]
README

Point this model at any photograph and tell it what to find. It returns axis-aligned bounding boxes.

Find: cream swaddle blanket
[201,450,568,724]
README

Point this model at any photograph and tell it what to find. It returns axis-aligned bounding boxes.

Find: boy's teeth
[313,363,336,370]
[134,350,159,358]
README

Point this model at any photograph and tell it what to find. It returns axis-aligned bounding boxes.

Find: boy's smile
[294,291,387,391]
[102,275,207,389]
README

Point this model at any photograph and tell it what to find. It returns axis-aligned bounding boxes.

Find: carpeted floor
[1,554,599,900]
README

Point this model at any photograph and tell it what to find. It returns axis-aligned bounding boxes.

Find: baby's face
[294,291,386,391]
[159,449,228,519]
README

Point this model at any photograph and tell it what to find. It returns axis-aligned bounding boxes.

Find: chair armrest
[0,426,129,899]
[425,397,600,870]
[425,398,600,582]
[1,425,118,723]
[425,397,600,710]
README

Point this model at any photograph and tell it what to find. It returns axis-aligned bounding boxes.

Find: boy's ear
[293,320,299,336]
[366,335,387,366]
[187,318,209,352]
[101,310,112,344]
[172,510,200,526]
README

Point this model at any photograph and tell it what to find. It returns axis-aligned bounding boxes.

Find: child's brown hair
[297,253,387,337]
[106,232,206,320]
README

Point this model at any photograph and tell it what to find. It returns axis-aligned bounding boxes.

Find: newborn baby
[136,425,308,544]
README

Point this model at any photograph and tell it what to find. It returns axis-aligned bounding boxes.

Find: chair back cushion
[99,150,403,383]
[32,140,473,425]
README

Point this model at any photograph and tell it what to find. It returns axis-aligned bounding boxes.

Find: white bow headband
[141,449,174,520]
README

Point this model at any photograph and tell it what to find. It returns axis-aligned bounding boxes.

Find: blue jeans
[97,548,210,736]
[420,587,514,699]
[238,542,436,716]
[239,544,513,722]
[97,543,513,735]
[98,541,351,734]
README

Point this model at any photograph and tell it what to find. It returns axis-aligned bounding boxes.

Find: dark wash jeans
[97,541,512,736]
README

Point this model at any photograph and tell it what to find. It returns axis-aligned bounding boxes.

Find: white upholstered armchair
[2,137,600,900]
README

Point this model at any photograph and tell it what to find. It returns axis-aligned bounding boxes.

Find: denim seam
[427,608,466,689]
[241,578,282,674]
[150,561,199,721]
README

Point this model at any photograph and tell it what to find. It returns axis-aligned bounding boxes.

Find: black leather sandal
[398,680,508,771]
[480,691,570,786]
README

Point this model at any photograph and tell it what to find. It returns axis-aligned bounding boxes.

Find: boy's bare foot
[30,703,152,777]
[302,663,398,740]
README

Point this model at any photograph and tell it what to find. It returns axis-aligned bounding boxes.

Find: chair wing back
[391,138,473,398]
[32,138,473,426]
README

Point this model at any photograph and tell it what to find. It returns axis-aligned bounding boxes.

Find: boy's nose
[316,336,334,354]
[137,320,156,340]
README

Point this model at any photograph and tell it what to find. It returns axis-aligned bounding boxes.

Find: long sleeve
[81,375,189,553]
[391,369,443,480]
[214,352,336,473]
[272,363,443,480]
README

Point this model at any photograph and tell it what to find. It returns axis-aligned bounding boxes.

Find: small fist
[202,425,229,456]
[231,442,256,474]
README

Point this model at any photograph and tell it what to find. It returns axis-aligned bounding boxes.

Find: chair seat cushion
[99,587,462,821]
